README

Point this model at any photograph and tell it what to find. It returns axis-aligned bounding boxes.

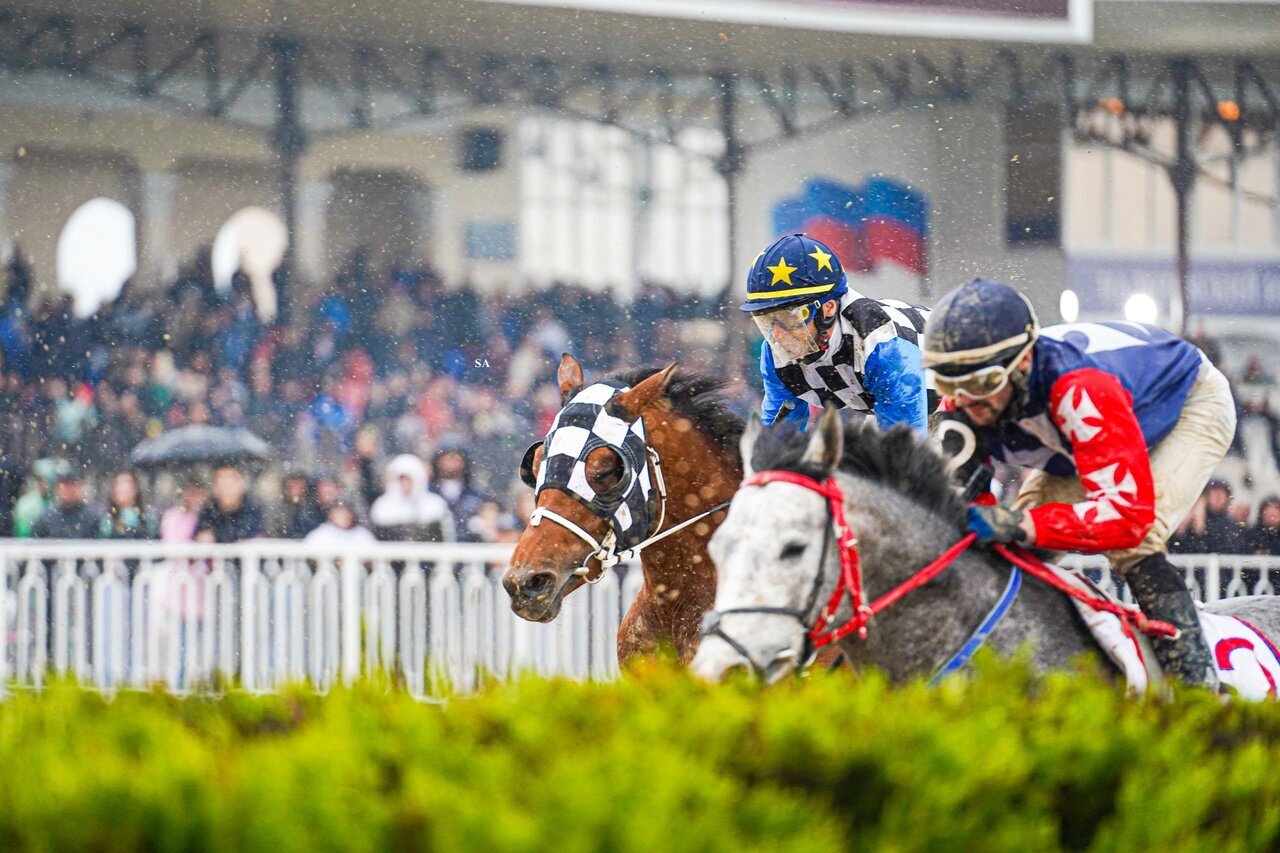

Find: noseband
[700,469,977,674]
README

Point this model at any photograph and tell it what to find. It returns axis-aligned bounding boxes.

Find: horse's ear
[740,414,762,477]
[611,362,677,419]
[557,353,584,402]
[801,404,843,474]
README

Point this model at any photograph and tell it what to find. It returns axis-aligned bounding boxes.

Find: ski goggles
[752,300,824,364]
[931,339,1036,401]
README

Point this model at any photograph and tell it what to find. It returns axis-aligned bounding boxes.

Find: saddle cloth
[1051,564,1280,699]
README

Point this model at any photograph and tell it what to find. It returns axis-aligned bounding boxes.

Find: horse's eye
[781,542,807,560]
[591,461,625,490]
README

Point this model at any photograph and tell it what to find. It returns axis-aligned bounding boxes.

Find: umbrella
[130,425,272,468]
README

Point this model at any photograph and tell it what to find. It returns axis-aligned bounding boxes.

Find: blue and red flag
[769,176,927,276]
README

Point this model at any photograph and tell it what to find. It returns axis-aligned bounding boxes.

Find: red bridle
[740,469,978,648]
[735,469,1178,650]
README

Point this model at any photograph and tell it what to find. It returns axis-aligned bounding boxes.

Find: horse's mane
[749,419,967,526]
[567,366,745,453]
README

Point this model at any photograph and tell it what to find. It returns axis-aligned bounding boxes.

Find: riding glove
[966,504,1027,544]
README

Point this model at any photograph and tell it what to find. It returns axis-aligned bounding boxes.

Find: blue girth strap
[930,567,1022,686]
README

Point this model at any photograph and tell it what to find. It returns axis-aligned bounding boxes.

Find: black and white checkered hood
[532,381,655,549]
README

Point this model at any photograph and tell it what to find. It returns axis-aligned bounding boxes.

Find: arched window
[212,206,287,322]
[56,197,137,317]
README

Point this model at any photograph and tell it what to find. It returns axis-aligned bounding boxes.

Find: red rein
[740,470,1178,649]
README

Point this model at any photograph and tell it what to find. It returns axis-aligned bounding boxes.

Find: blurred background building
[0,0,1277,544]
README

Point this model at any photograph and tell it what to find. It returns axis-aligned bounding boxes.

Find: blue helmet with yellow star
[740,233,847,313]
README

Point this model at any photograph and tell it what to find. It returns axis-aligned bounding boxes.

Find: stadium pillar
[270,35,307,325]
[715,70,744,302]
[0,159,12,261]
[296,180,332,286]
[1169,59,1196,338]
[140,171,178,287]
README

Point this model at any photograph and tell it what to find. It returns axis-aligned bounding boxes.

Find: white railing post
[92,565,127,691]
[340,551,361,684]
[310,559,340,691]
[427,560,461,693]
[399,565,428,698]
[365,561,397,676]
[16,561,47,687]
[239,547,261,691]
[590,570,622,680]
[1203,555,1221,603]
[206,561,236,681]
[52,559,88,678]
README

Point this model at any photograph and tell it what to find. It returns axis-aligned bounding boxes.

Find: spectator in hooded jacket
[369,454,454,543]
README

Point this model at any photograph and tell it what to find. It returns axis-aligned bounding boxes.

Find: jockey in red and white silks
[922,278,1236,689]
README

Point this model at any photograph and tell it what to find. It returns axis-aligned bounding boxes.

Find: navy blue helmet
[740,234,847,313]
[922,279,1039,396]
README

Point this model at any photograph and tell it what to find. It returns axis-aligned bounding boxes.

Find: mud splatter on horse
[504,355,742,663]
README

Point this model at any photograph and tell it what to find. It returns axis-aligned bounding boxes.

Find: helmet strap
[1000,366,1032,423]
[799,300,839,363]
[814,297,840,332]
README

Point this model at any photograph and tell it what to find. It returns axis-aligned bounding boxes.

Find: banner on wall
[479,0,1092,43]
[1068,256,1280,318]
[772,176,927,277]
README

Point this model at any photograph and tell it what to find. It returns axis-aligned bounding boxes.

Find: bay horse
[692,407,1280,685]
[503,355,743,663]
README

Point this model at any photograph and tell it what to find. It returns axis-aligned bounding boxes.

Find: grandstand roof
[5,0,1278,78]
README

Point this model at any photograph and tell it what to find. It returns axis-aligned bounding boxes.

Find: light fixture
[1124,293,1159,325]
[1060,289,1079,323]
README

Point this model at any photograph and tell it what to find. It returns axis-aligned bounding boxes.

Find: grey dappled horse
[691,407,1280,685]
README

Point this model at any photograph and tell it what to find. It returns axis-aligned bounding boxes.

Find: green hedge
[2,660,1280,851]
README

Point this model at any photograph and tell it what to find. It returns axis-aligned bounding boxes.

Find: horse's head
[692,406,845,683]
[504,354,676,622]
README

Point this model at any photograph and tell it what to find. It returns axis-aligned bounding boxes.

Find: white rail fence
[0,540,642,698]
[1,540,1277,697]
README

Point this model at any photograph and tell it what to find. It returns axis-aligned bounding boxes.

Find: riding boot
[1125,553,1219,690]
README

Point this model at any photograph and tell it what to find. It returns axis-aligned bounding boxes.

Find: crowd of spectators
[0,246,759,544]
[6,244,1280,555]
[1170,480,1280,557]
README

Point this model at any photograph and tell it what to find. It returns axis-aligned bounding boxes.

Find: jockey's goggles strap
[931,338,1036,401]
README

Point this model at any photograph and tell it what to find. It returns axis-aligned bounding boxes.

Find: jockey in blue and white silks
[743,234,934,433]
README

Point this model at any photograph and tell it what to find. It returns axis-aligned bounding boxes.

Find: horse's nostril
[521,571,556,595]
